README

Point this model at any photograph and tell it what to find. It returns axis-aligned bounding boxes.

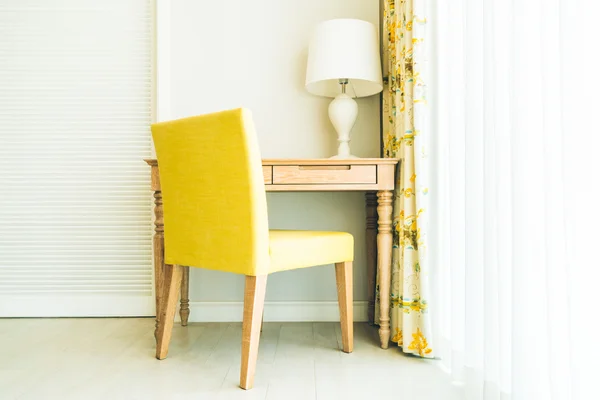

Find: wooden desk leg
[180,266,190,326]
[153,190,165,342]
[376,190,393,349]
[365,192,378,325]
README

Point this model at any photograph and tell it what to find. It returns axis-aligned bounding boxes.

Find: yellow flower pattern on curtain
[377,0,433,358]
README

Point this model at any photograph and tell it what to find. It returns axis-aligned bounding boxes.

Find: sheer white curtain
[428,0,600,399]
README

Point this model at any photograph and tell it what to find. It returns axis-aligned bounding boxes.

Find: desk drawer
[272,165,377,185]
[263,166,273,184]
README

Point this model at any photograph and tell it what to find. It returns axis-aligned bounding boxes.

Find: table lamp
[305,19,383,159]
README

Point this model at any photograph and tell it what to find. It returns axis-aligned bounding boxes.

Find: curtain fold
[382,0,600,397]
[379,0,434,358]
[427,0,600,398]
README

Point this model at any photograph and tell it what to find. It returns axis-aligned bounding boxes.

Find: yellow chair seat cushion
[268,230,353,274]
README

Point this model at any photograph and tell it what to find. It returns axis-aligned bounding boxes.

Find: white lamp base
[328,92,358,158]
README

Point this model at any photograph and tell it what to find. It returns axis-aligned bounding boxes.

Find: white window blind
[0,0,154,316]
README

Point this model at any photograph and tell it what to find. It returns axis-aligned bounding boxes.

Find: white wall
[166,0,380,312]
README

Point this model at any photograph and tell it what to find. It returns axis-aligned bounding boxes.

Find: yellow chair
[151,108,354,390]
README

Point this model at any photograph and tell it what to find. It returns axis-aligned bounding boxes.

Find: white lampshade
[305,19,383,98]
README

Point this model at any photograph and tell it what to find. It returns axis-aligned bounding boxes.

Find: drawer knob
[298,165,351,171]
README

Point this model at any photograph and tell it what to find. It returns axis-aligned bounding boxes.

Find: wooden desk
[145,158,399,349]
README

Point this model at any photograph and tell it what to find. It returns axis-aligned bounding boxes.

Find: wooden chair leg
[156,264,183,360]
[240,275,268,390]
[335,261,353,353]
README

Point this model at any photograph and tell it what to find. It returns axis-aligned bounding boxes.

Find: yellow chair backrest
[151,108,270,276]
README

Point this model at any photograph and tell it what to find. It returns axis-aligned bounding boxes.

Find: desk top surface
[146,158,399,166]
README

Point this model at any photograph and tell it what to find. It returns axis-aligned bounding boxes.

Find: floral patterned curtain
[377,0,433,358]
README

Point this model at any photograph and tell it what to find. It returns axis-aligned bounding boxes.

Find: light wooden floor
[0,318,463,400]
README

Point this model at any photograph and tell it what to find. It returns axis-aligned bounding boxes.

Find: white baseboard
[0,296,155,318]
[176,301,368,323]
